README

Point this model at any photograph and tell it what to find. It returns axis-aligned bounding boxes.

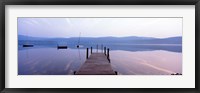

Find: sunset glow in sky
[18,18,182,38]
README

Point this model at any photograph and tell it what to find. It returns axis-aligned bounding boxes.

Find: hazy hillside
[18,35,182,44]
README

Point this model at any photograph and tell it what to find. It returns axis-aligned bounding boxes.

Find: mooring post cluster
[86,44,110,62]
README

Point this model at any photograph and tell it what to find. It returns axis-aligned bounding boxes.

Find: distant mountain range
[18,35,182,44]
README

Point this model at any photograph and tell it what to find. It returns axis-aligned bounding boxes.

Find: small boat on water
[23,30,34,47]
[76,45,84,48]
[57,43,68,49]
[57,45,68,49]
[23,44,34,47]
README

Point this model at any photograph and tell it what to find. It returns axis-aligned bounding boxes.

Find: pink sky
[18,18,182,38]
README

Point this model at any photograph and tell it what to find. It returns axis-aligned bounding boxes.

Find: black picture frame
[0,0,199,93]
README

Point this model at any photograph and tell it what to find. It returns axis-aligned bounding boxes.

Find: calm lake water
[18,44,182,75]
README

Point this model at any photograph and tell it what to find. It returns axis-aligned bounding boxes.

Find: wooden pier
[75,46,117,75]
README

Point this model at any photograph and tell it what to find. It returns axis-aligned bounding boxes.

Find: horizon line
[18,34,182,39]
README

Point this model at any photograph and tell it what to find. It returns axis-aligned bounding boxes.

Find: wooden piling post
[115,71,118,75]
[91,47,92,54]
[107,48,110,62]
[97,44,98,53]
[74,71,76,75]
[104,47,106,55]
[86,48,89,59]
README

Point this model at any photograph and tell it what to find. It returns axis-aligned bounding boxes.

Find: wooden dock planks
[75,53,116,75]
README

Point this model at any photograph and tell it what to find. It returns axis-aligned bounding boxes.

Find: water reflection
[110,50,182,75]
[18,44,182,75]
[18,48,86,75]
